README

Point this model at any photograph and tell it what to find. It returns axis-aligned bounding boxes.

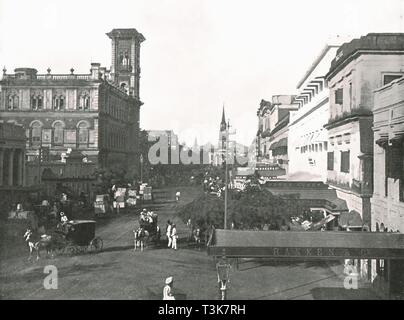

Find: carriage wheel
[90,237,103,252]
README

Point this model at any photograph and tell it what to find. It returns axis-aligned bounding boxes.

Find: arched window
[53,95,65,110]
[77,122,89,147]
[78,92,90,110]
[7,93,19,110]
[31,92,43,110]
[52,121,65,145]
[30,121,42,146]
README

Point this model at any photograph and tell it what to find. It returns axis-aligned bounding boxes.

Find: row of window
[29,122,91,147]
[105,95,129,122]
[104,131,128,150]
[327,150,350,173]
[6,94,90,111]
[300,142,328,154]
[333,74,403,107]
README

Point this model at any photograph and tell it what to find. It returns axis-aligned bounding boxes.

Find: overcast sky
[1,0,403,146]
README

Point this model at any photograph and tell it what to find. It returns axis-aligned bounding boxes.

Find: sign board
[208,229,404,260]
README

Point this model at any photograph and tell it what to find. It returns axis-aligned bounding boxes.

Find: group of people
[203,175,224,196]
[140,208,155,224]
[165,220,178,250]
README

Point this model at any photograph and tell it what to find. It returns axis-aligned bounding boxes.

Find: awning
[269,138,287,150]
[269,141,279,150]
[208,229,404,259]
[277,138,288,147]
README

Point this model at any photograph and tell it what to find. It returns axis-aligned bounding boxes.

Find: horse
[23,229,54,261]
[133,227,149,252]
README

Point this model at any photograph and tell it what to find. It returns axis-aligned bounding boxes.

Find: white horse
[133,227,149,252]
[23,229,62,261]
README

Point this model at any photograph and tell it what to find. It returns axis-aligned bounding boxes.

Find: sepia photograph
[1,0,404,307]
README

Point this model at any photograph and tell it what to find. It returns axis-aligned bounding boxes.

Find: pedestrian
[171,224,178,250]
[175,191,181,202]
[163,277,175,300]
[166,220,172,248]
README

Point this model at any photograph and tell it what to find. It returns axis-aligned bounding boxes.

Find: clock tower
[106,28,145,98]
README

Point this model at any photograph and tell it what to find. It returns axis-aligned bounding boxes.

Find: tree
[177,186,294,231]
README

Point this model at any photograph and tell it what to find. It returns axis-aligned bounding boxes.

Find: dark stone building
[0,28,145,185]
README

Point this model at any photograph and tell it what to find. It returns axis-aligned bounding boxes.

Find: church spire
[220,105,226,132]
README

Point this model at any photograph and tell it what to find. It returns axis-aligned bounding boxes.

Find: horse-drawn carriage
[133,212,161,251]
[139,213,161,243]
[24,220,103,260]
[63,220,103,254]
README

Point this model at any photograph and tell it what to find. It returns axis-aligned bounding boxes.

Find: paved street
[0,186,380,300]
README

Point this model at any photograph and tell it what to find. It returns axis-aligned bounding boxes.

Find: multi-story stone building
[0,28,145,187]
[0,122,26,187]
[0,122,32,216]
[371,75,404,297]
[372,76,404,232]
[324,33,404,226]
[288,44,340,182]
[258,95,298,174]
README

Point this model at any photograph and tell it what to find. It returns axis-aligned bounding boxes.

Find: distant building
[324,33,404,226]
[0,28,145,191]
[288,43,340,182]
[216,106,228,166]
[257,95,298,174]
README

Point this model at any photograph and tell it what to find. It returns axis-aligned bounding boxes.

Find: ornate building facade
[0,28,145,185]
[257,95,298,174]
[324,33,404,227]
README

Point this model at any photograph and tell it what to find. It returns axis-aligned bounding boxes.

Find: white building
[288,44,340,182]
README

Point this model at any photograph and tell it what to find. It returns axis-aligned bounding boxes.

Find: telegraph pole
[224,122,229,230]
[224,120,236,230]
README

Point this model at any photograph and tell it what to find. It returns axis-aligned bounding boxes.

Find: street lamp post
[216,258,231,300]
[140,154,143,183]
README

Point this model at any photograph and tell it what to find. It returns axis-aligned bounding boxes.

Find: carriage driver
[140,209,147,222]
[60,212,68,224]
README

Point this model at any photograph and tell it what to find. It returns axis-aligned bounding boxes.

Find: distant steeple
[220,105,226,132]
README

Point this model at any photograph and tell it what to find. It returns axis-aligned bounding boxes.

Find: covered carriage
[62,220,103,254]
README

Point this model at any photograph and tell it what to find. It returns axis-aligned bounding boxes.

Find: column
[22,150,26,186]
[17,149,23,186]
[0,148,4,186]
[8,148,14,186]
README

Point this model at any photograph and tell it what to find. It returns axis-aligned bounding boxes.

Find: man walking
[166,220,172,248]
[175,191,181,202]
[171,224,178,250]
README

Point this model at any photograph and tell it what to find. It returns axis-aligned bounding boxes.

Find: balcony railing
[36,74,92,80]
[328,177,373,196]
